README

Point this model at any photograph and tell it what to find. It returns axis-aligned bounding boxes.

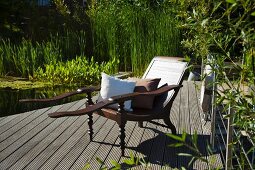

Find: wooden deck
[0,81,223,170]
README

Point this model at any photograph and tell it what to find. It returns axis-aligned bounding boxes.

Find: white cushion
[98,72,136,111]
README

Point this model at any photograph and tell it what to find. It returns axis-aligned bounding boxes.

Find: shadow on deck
[0,81,223,170]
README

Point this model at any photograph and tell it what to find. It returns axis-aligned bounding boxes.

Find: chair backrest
[142,56,188,107]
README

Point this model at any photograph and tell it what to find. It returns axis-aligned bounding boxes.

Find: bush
[34,56,119,86]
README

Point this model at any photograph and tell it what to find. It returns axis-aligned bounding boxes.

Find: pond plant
[0,0,181,79]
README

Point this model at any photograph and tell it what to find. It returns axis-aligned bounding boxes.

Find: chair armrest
[48,85,182,118]
[48,99,114,117]
[19,86,100,103]
[109,84,183,103]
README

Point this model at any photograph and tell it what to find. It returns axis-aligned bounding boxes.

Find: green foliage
[34,56,119,86]
[93,152,148,170]
[169,0,255,137]
[0,30,87,78]
[1,0,181,78]
[87,0,181,75]
[168,132,221,170]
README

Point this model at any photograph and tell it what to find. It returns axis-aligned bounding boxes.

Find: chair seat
[96,106,165,123]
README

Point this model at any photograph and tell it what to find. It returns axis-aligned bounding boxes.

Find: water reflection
[0,86,87,117]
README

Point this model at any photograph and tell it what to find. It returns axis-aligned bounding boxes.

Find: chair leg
[164,117,177,134]
[119,124,126,156]
[138,121,143,128]
[88,113,93,141]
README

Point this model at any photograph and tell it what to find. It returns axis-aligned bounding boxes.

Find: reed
[0,30,88,77]
[0,1,181,79]
[88,1,181,75]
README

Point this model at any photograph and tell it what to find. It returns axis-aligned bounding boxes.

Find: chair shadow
[95,127,212,170]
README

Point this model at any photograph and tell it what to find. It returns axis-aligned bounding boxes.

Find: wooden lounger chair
[20,56,188,156]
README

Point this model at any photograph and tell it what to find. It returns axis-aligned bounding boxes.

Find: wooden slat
[52,114,106,170]
[0,113,21,126]
[116,121,139,165]
[0,82,224,170]
[0,110,37,133]
[0,106,59,152]
[0,101,78,169]
[163,87,181,168]
[188,81,208,169]
[149,120,167,168]
[0,107,49,140]
[38,115,98,170]
[69,118,116,170]
[88,122,120,169]
[96,121,144,169]
[8,100,85,170]
[134,122,157,163]
[118,122,147,165]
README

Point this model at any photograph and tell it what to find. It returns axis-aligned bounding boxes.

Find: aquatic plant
[34,56,119,86]
[88,0,181,75]
[0,30,87,77]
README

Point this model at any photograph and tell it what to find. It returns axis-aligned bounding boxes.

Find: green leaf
[82,163,90,170]
[192,131,198,146]
[181,167,186,170]
[110,160,121,169]
[178,153,193,157]
[226,0,236,4]
[166,133,185,142]
[181,131,187,142]
[169,143,184,147]
[251,11,255,16]
[188,157,196,167]
[96,157,104,165]
[123,159,135,165]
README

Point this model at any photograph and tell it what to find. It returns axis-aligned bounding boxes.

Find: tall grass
[0,30,87,77]
[89,1,181,75]
[0,1,182,78]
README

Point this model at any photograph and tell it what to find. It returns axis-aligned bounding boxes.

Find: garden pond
[0,86,87,117]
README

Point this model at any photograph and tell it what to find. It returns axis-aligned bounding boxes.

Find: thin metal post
[210,71,216,148]
[226,105,234,170]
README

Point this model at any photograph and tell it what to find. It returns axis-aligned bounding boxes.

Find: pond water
[0,86,87,117]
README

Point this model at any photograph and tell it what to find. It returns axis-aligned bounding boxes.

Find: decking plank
[8,100,85,170]
[53,114,105,170]
[0,113,21,126]
[162,82,181,169]
[149,120,168,168]
[115,121,140,167]
[101,121,146,169]
[188,81,208,169]
[0,107,49,140]
[0,101,77,169]
[0,82,224,170]
[176,81,192,169]
[69,118,116,170]
[118,122,147,164]
[171,83,181,134]
[135,122,157,163]
[88,122,120,169]
[0,105,60,152]
[38,115,96,170]
[0,110,38,134]
[181,81,191,133]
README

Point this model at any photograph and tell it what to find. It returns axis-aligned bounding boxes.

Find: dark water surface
[0,86,87,117]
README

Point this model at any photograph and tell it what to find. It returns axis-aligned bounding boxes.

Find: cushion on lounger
[98,72,136,111]
[132,78,161,109]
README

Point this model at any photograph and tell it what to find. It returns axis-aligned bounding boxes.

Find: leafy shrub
[34,56,119,86]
